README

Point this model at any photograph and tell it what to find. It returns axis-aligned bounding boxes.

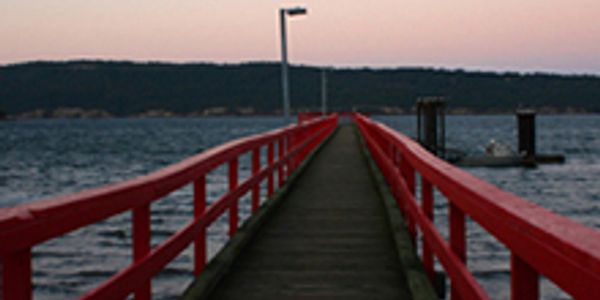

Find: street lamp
[321,68,328,116]
[279,6,307,123]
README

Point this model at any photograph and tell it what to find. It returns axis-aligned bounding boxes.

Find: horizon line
[2,58,600,78]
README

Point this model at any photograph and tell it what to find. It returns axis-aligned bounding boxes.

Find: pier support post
[424,106,437,152]
[516,110,536,159]
[416,97,446,157]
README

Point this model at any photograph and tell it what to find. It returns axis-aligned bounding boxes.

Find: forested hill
[1,60,599,117]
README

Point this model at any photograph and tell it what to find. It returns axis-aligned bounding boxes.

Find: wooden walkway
[186,126,431,300]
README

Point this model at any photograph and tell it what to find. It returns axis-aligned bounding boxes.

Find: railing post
[303,127,310,162]
[267,142,275,198]
[397,153,407,208]
[133,204,151,300]
[449,202,466,300]
[278,137,284,186]
[228,157,239,237]
[2,249,32,300]
[286,132,293,177]
[421,178,435,282]
[392,147,402,200]
[296,127,303,166]
[401,159,417,246]
[299,127,305,166]
[251,147,260,213]
[305,124,314,160]
[511,253,539,300]
[193,175,206,276]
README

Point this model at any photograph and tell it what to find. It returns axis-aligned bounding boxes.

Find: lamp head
[284,7,307,16]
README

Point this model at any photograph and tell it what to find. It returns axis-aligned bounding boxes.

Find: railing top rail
[0,115,336,255]
[355,113,600,297]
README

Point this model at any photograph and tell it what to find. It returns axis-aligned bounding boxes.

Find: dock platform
[183,126,434,300]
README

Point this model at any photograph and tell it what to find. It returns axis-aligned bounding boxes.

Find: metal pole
[279,9,290,123]
[417,101,422,143]
[321,68,327,116]
[440,102,446,158]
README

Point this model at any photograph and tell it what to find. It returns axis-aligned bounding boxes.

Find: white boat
[485,139,514,157]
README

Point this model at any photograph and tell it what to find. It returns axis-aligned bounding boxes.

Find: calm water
[1,115,599,299]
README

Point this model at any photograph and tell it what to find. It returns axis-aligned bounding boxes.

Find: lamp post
[279,7,307,123]
[321,68,328,116]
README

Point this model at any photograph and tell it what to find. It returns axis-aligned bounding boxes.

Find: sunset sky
[1,0,599,74]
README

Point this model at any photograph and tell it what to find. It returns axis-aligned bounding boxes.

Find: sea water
[1,115,598,299]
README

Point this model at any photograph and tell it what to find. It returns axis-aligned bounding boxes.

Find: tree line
[1,60,599,116]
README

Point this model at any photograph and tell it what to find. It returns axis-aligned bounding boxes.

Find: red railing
[355,113,600,300]
[0,115,338,300]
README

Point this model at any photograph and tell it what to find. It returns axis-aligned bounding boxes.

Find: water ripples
[2,115,598,299]
[378,115,599,299]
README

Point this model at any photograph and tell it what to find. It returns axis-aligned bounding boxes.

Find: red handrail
[354,113,600,300]
[0,115,338,300]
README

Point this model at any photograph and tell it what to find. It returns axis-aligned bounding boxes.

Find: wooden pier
[183,126,435,299]
[2,114,600,300]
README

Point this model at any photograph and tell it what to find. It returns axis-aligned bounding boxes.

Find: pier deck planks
[202,126,414,300]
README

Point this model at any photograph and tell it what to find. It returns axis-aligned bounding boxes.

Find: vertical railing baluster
[308,124,315,156]
[278,137,284,187]
[294,129,299,172]
[133,204,151,300]
[391,147,400,203]
[297,127,302,168]
[267,142,275,198]
[296,127,303,166]
[303,125,310,159]
[449,202,466,300]
[297,128,302,168]
[286,133,293,177]
[307,125,313,157]
[251,147,260,213]
[2,249,32,300]
[290,129,302,175]
[421,178,435,281]
[193,175,206,276]
[511,253,539,300]
[403,161,417,246]
[397,153,407,212]
[228,158,239,237]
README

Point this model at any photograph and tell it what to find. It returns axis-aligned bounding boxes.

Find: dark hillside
[1,61,599,116]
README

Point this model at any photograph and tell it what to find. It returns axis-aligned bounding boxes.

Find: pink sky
[1,0,599,74]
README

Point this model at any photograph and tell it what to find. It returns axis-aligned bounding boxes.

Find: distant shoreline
[2,61,600,119]
[2,107,598,121]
